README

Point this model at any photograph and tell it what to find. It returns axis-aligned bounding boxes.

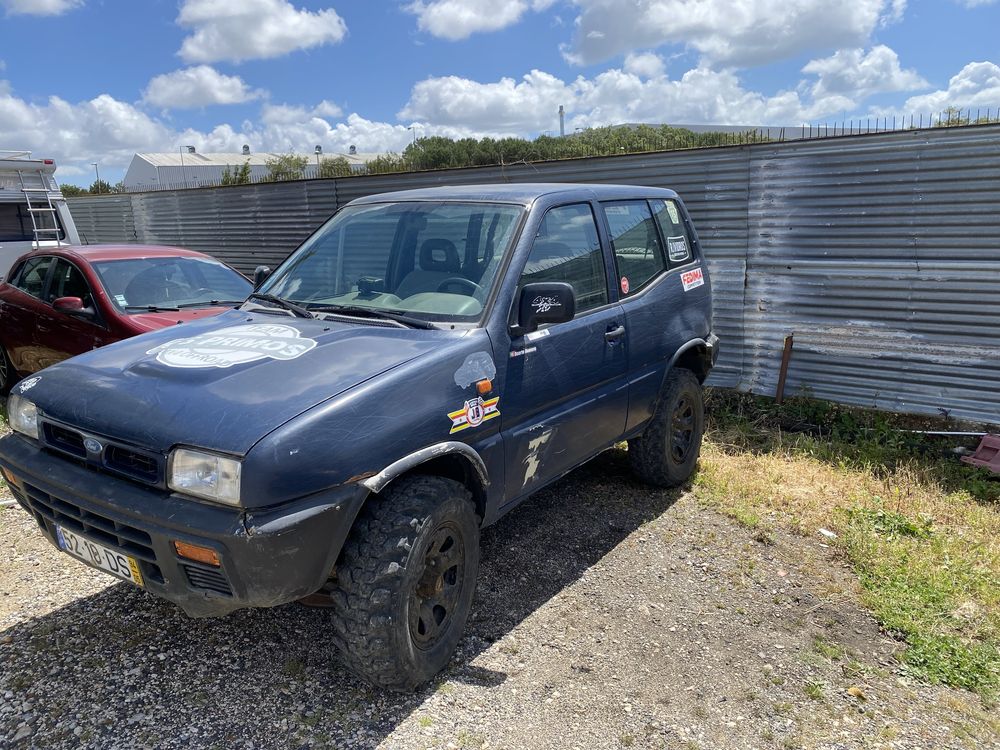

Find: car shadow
[0,448,684,748]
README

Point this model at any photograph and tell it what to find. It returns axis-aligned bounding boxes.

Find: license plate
[55,525,144,587]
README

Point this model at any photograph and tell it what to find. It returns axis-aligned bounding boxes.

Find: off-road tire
[628,368,704,487]
[0,344,14,396]
[329,475,480,691]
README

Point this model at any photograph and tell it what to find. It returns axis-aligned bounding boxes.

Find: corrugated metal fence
[67,125,1000,425]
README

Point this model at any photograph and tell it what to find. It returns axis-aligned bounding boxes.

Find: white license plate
[55,524,144,587]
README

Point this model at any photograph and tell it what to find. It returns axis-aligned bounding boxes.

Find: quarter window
[651,199,693,266]
[520,203,608,315]
[602,200,667,295]
[12,256,55,299]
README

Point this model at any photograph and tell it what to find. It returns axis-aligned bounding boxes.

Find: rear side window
[12,256,55,298]
[0,203,64,242]
[520,203,608,314]
[602,200,667,295]
[651,200,693,266]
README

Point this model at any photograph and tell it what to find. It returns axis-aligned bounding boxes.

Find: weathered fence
[67,124,1000,425]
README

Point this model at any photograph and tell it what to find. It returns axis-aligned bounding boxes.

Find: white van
[0,151,81,280]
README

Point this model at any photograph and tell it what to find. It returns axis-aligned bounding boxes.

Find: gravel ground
[1,448,997,750]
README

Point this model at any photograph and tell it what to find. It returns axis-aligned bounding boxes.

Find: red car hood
[127,306,235,332]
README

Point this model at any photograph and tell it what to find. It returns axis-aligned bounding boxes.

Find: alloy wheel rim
[670,395,695,463]
[408,523,466,651]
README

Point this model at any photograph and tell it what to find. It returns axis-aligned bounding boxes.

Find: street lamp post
[315,145,322,176]
[91,162,100,193]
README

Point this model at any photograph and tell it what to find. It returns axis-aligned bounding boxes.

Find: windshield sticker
[666,201,680,224]
[114,294,127,306]
[620,276,630,294]
[667,236,690,262]
[147,324,317,369]
[448,396,500,434]
[681,267,705,292]
[454,351,497,389]
[19,376,40,393]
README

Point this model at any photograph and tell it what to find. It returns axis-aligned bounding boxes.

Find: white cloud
[802,46,927,100]
[2,0,81,15]
[903,61,1000,113]
[399,63,868,135]
[955,0,997,6]
[144,66,265,109]
[406,0,555,40]
[563,0,906,67]
[623,52,665,79]
[177,0,347,64]
[260,100,343,124]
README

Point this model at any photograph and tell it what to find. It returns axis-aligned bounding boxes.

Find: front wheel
[329,475,480,691]
[628,368,705,487]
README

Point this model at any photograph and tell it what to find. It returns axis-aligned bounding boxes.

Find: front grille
[44,424,86,458]
[105,446,159,483]
[182,564,233,596]
[22,482,164,584]
[38,419,164,487]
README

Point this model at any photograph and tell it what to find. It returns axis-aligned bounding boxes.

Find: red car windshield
[91,256,252,311]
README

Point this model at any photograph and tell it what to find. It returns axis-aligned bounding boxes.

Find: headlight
[7,394,39,440]
[168,448,242,506]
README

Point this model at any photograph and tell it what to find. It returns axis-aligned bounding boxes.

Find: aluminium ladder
[16,169,63,248]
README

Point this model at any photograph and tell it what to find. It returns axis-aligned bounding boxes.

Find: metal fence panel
[68,194,136,245]
[744,126,1000,423]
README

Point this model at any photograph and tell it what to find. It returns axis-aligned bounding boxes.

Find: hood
[21,310,449,454]
[127,306,236,332]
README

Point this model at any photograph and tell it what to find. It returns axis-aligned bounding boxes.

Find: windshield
[259,201,524,322]
[92,256,252,311]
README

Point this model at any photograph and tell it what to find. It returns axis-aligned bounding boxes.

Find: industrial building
[122,145,384,191]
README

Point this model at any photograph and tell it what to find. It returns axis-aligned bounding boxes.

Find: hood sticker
[454,351,497,389]
[18,376,40,393]
[681,267,705,292]
[448,396,500,434]
[147,324,318,369]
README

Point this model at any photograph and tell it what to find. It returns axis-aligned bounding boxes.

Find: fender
[361,441,491,494]
[666,333,720,383]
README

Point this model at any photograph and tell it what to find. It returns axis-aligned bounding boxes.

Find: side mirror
[253,265,272,289]
[52,296,93,318]
[515,282,576,335]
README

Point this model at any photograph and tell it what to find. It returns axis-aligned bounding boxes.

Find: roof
[23,244,214,263]
[132,151,384,168]
[350,182,680,206]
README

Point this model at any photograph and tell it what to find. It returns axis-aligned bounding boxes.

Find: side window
[520,203,608,314]
[651,199,693,266]
[12,256,55,299]
[48,259,93,305]
[602,200,667,295]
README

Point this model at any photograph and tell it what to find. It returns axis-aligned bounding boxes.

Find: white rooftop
[134,151,384,167]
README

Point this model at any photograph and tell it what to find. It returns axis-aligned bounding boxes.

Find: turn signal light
[476,379,493,395]
[0,467,17,487]
[172,540,221,567]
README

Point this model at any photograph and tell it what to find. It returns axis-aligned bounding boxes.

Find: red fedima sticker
[620,276,630,294]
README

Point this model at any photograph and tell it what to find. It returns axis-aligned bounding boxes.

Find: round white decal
[147,324,318,369]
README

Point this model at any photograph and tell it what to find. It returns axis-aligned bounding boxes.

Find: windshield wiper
[176,300,245,309]
[124,304,180,312]
[246,293,313,319]
[309,304,437,330]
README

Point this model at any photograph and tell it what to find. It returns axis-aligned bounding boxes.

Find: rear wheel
[0,345,15,395]
[628,368,705,487]
[329,475,480,691]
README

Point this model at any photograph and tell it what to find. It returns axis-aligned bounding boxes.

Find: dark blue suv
[0,184,717,689]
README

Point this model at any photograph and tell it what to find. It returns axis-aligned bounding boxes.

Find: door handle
[605,324,626,342]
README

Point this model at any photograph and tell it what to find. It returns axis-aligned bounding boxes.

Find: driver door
[33,258,112,369]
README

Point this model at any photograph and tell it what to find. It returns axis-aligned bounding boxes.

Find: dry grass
[694,391,1000,703]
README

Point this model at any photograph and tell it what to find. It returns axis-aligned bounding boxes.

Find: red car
[0,245,252,393]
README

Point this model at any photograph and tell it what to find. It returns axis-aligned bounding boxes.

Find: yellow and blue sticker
[448,396,500,434]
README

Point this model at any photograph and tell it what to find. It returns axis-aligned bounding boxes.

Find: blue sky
[1,0,999,185]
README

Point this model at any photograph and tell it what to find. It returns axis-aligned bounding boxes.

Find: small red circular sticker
[620,276,630,294]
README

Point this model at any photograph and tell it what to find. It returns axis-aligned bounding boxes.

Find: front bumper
[0,434,367,618]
